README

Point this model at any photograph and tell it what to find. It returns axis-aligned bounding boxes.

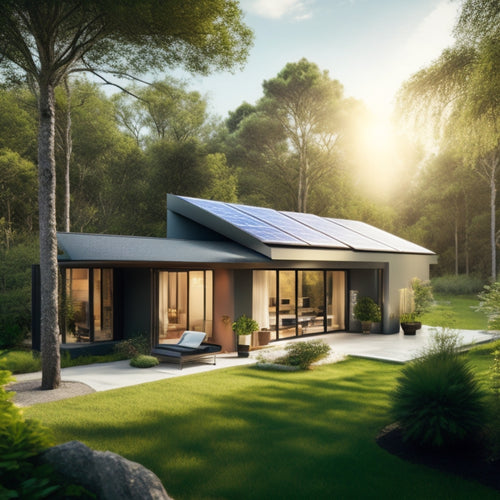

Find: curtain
[253,271,270,329]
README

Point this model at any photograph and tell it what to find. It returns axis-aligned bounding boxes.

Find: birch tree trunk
[63,77,72,233]
[38,79,61,390]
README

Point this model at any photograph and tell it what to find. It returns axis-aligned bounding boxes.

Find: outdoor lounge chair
[151,331,222,369]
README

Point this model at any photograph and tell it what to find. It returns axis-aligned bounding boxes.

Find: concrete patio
[13,326,498,393]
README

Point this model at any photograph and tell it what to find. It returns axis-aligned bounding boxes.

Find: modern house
[32,194,437,354]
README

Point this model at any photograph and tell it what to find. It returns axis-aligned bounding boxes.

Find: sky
[173,0,459,122]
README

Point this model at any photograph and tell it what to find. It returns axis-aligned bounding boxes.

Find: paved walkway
[13,326,498,393]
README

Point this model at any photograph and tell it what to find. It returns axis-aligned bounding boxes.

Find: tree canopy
[0,0,253,389]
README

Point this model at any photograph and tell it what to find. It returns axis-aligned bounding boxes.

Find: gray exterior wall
[119,268,152,340]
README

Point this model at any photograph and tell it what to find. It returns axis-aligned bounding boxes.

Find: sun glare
[355,115,402,198]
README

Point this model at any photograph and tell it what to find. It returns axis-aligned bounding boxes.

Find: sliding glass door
[253,269,346,341]
[158,270,213,344]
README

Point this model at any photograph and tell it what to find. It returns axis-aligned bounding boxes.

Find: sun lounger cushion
[177,330,206,348]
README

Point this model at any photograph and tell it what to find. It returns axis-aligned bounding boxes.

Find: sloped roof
[167,195,435,256]
[57,232,269,264]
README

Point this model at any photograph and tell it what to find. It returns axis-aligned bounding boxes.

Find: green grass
[420,293,488,330]
[0,349,125,374]
[24,355,500,500]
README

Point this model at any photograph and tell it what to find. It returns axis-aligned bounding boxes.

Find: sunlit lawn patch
[25,356,500,499]
[420,293,488,330]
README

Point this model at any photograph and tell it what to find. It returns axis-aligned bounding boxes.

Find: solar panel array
[179,196,434,254]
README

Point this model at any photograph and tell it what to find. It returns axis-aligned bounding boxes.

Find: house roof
[57,232,269,264]
[167,195,435,257]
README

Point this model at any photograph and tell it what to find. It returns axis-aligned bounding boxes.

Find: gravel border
[7,379,95,407]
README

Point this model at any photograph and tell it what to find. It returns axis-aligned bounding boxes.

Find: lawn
[420,293,488,330]
[25,354,500,500]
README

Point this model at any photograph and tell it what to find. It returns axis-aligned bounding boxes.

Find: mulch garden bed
[376,423,500,492]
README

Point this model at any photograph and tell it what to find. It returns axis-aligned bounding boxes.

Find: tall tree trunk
[38,79,61,390]
[489,156,497,282]
[454,215,459,276]
[63,77,72,232]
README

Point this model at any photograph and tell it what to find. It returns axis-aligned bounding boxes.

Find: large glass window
[298,270,324,335]
[278,270,297,339]
[64,268,114,343]
[253,270,277,341]
[65,268,89,342]
[252,269,346,342]
[93,269,113,341]
[158,270,213,344]
[327,271,345,331]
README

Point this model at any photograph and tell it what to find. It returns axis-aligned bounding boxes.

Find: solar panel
[176,196,433,254]
[182,197,305,245]
[233,204,349,248]
[283,211,393,251]
[331,219,434,254]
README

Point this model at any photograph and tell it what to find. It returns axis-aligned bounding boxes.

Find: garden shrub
[130,354,159,368]
[477,282,500,330]
[277,340,331,370]
[0,239,38,349]
[0,349,41,374]
[114,334,150,359]
[431,274,484,295]
[390,330,486,449]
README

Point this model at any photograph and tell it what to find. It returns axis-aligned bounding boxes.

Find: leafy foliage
[390,330,486,448]
[114,335,150,359]
[354,296,381,322]
[232,314,259,336]
[257,340,332,370]
[431,274,485,295]
[0,350,41,374]
[0,238,38,348]
[477,282,500,330]
[130,354,159,369]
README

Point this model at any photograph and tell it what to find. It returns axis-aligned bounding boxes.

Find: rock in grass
[40,440,172,499]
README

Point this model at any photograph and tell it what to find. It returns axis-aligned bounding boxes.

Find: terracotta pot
[258,330,271,346]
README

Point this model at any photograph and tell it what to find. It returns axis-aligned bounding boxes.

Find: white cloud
[399,0,458,77]
[242,0,314,20]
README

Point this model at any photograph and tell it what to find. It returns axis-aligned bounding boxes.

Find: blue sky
[174,0,459,121]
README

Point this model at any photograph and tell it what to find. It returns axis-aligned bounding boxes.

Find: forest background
[0,0,498,347]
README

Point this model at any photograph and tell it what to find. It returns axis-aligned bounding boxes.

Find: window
[158,270,213,344]
[63,268,114,343]
[253,269,346,341]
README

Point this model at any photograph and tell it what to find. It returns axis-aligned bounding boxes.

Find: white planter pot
[238,334,252,346]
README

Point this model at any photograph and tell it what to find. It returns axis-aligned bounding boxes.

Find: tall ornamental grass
[391,329,487,448]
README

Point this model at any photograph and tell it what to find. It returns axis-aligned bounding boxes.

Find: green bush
[130,354,159,368]
[0,350,41,374]
[353,296,381,322]
[114,334,150,359]
[431,274,485,295]
[0,239,38,348]
[390,332,486,449]
[277,340,331,370]
[0,370,58,498]
[476,282,500,330]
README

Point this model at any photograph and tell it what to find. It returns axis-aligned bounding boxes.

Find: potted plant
[400,278,433,335]
[232,314,259,357]
[354,296,381,334]
[258,328,271,346]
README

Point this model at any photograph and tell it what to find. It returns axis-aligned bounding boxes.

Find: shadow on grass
[25,358,500,500]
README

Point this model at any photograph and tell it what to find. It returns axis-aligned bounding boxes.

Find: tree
[0,0,252,389]
[0,149,37,249]
[397,0,499,280]
[261,59,344,212]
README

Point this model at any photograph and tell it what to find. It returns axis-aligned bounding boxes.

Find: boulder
[40,440,172,499]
